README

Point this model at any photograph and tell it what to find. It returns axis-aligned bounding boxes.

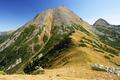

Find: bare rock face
[30,6,83,36]
[33,6,82,25]
[52,6,82,26]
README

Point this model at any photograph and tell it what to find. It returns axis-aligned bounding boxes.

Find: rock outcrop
[91,64,120,76]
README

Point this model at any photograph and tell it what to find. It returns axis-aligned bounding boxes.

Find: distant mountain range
[0,31,13,44]
[0,31,13,36]
[0,6,119,79]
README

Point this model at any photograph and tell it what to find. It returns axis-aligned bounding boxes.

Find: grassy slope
[40,30,120,79]
[95,26,120,50]
[49,30,119,68]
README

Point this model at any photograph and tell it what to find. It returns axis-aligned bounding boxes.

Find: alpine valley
[0,7,120,79]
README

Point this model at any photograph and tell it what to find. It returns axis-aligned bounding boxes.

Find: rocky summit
[0,7,120,79]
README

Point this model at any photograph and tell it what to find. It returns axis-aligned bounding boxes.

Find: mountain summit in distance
[0,6,120,79]
[93,18,120,50]
[93,18,110,27]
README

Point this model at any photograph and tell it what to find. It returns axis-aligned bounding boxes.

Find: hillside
[0,7,120,79]
[93,18,120,50]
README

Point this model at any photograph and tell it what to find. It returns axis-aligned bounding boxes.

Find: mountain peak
[93,18,110,26]
[56,6,66,9]
[32,6,81,27]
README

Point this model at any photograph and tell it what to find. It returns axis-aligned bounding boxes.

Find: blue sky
[0,0,120,31]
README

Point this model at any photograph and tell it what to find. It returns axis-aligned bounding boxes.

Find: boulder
[32,67,45,75]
